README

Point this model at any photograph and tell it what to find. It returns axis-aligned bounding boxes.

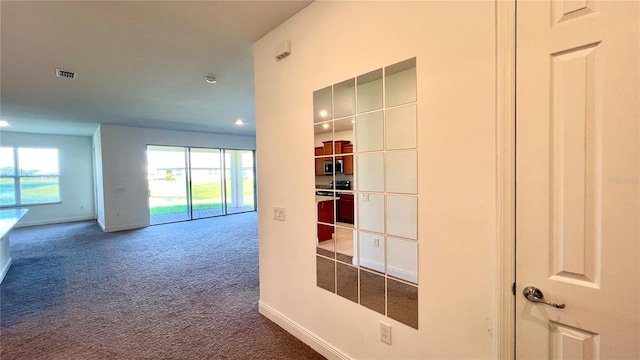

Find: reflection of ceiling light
[319,110,328,118]
[235,119,244,126]
[205,76,217,84]
[351,119,355,123]
[0,120,9,127]
[322,123,329,129]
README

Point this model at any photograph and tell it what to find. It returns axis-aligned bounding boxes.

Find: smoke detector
[56,69,77,79]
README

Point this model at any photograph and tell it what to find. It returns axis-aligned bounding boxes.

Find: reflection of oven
[315,181,351,196]
[334,181,354,224]
[333,180,351,191]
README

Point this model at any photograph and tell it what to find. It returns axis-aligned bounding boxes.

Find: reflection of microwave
[324,159,343,175]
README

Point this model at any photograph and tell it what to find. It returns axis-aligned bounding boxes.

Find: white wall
[255,2,496,359]
[0,131,95,227]
[93,127,106,228]
[95,124,255,232]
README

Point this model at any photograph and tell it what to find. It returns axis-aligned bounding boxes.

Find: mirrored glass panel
[313,86,333,123]
[316,256,336,293]
[385,104,417,150]
[358,192,385,234]
[385,57,417,107]
[386,195,418,240]
[360,269,385,315]
[314,121,334,188]
[314,121,333,144]
[357,153,384,192]
[358,231,385,273]
[334,222,355,264]
[357,69,383,113]
[386,150,418,194]
[356,111,384,152]
[316,225,336,259]
[387,237,418,284]
[313,57,419,329]
[317,192,336,258]
[336,263,358,303]
[387,279,418,329]
[333,78,355,118]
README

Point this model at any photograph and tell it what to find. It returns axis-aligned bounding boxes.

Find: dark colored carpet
[0,213,325,360]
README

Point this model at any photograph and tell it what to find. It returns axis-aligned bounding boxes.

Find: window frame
[0,147,62,207]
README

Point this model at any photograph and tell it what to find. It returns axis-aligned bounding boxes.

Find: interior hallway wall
[254,2,497,358]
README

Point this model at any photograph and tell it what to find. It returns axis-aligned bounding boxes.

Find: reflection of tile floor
[317,222,354,257]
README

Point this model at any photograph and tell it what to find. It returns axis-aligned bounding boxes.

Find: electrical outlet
[273,206,285,221]
[361,193,369,201]
[380,322,391,345]
[373,238,380,247]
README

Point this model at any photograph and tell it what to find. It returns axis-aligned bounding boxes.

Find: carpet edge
[258,300,352,360]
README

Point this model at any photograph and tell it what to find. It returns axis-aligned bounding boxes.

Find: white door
[516,0,639,358]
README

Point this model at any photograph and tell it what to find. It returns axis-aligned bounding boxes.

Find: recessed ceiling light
[235,119,244,126]
[322,123,330,129]
[319,110,328,118]
[205,76,217,84]
[0,120,9,127]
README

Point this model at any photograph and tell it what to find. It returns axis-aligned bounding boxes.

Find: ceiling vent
[56,69,77,79]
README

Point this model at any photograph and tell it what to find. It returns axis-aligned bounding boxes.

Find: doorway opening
[147,145,256,225]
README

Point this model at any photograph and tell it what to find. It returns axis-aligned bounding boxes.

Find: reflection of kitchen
[314,127,356,264]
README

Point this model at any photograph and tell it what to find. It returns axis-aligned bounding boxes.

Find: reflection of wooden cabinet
[317,200,334,241]
[316,141,353,175]
[317,200,334,223]
[315,147,325,176]
[342,145,353,175]
[323,141,333,155]
[317,223,334,241]
[337,193,354,224]
[334,141,350,159]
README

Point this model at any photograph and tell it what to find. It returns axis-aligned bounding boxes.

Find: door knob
[523,286,565,309]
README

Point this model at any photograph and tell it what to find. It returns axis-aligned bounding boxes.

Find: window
[0,147,60,206]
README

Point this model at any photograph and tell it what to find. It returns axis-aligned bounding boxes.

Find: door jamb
[496,0,516,358]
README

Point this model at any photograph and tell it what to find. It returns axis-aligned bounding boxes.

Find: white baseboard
[104,222,148,233]
[97,218,106,231]
[387,265,418,284]
[258,301,351,360]
[0,257,11,284]
[359,258,384,273]
[15,215,96,228]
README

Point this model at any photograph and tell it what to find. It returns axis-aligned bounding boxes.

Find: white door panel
[516,1,639,358]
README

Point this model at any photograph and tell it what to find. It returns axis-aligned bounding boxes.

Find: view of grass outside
[149,180,254,216]
[1,147,60,206]
[0,177,60,206]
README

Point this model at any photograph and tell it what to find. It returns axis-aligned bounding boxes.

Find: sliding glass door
[147,146,190,225]
[225,150,255,214]
[190,148,224,219]
[147,146,255,225]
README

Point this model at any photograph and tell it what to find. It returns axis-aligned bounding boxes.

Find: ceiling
[0,1,312,137]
